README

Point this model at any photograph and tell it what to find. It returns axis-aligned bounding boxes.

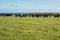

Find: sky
[0,0,60,12]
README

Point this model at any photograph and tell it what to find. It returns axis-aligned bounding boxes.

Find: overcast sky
[0,0,60,12]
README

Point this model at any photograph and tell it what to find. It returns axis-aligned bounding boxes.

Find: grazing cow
[31,14,35,17]
[52,13,60,17]
[0,14,13,16]
[29,14,32,17]
[42,14,48,17]
[22,14,28,17]
[15,14,22,17]
[5,14,13,16]
[54,15,59,17]
[30,13,40,17]
[35,15,40,17]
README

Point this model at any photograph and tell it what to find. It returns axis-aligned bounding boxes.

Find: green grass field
[0,16,60,40]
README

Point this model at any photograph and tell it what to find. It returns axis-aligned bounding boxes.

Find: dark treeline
[0,13,60,17]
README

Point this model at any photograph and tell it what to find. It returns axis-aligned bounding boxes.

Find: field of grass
[0,16,60,40]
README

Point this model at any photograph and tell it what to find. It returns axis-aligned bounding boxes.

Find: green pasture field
[0,16,60,40]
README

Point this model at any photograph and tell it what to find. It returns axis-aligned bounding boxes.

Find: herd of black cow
[0,13,60,17]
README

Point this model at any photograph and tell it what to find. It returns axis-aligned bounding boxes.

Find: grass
[0,16,60,40]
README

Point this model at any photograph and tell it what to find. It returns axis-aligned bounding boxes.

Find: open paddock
[0,17,60,40]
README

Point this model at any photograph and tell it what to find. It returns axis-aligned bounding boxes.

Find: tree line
[0,13,60,17]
